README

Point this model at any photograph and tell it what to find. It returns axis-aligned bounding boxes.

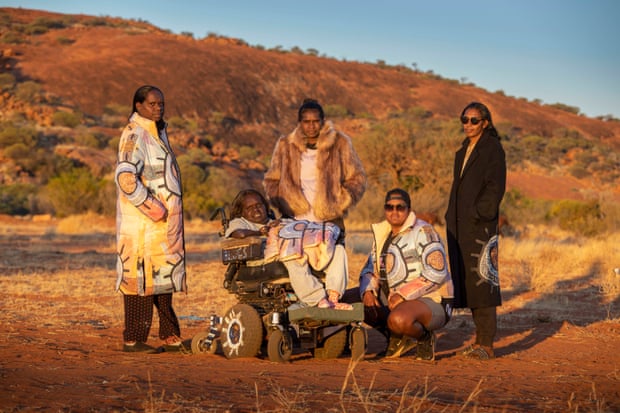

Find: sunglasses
[384,203,408,212]
[460,116,484,125]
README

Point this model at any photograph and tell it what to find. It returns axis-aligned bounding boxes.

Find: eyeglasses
[384,203,407,212]
[460,116,484,125]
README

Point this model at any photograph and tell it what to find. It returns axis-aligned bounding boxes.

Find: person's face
[461,108,488,140]
[136,90,164,122]
[384,200,409,229]
[241,194,268,224]
[299,109,323,140]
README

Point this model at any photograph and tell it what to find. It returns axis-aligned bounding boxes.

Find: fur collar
[288,120,339,152]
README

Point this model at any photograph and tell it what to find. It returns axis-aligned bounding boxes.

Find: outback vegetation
[0,8,619,412]
[1,8,619,238]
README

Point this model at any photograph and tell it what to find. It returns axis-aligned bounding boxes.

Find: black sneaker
[385,335,416,358]
[123,342,158,353]
[415,330,435,361]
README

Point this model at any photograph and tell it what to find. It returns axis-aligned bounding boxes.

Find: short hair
[385,188,411,209]
[297,98,324,122]
[230,189,270,219]
[131,85,165,129]
[132,85,162,114]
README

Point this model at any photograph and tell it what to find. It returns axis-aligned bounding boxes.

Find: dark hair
[385,188,411,209]
[230,189,270,219]
[297,98,324,122]
[461,101,499,138]
[131,85,165,129]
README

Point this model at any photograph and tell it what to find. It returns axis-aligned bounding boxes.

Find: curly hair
[229,189,270,219]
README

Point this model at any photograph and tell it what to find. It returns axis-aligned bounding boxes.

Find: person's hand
[362,290,382,323]
[363,290,379,307]
[140,196,168,222]
[388,292,404,310]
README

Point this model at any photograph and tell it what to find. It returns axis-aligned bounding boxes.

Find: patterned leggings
[123,293,181,343]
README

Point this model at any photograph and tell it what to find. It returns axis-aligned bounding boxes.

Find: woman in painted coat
[445,102,506,360]
[115,85,186,353]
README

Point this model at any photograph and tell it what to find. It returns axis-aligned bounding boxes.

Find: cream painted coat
[115,113,186,296]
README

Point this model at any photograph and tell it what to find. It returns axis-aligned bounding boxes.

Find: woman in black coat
[445,102,506,360]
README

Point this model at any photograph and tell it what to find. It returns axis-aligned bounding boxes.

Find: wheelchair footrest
[288,302,364,323]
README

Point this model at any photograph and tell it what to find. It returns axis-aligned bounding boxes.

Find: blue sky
[4,0,620,118]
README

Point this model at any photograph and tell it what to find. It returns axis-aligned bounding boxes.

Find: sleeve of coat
[115,128,167,222]
[476,141,506,221]
[340,134,367,208]
[263,137,284,210]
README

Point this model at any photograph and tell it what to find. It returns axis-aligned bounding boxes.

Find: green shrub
[238,145,258,161]
[23,24,48,35]
[0,123,38,148]
[324,104,349,118]
[0,184,37,215]
[547,102,580,115]
[104,103,130,116]
[45,168,105,217]
[74,132,101,148]
[1,32,23,44]
[52,111,82,128]
[546,199,605,237]
[15,81,43,104]
[0,72,16,91]
[56,36,75,45]
[501,189,551,226]
[167,116,199,132]
[568,165,589,179]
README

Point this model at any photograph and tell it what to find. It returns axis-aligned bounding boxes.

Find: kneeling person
[359,188,453,360]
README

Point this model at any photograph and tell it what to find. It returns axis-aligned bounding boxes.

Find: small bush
[56,36,75,45]
[45,168,106,217]
[74,132,101,148]
[0,123,38,149]
[324,104,349,118]
[568,165,589,179]
[1,31,24,44]
[103,103,131,116]
[238,145,258,161]
[0,72,16,91]
[15,81,43,104]
[547,199,605,237]
[23,24,48,36]
[547,102,580,114]
[0,184,37,215]
[52,111,82,128]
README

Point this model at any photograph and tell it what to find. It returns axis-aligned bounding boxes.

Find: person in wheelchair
[225,189,278,243]
[225,189,353,310]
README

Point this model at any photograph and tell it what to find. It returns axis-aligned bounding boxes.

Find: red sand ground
[1,217,619,412]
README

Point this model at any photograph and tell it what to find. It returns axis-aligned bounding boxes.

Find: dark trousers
[472,306,497,347]
[123,293,181,343]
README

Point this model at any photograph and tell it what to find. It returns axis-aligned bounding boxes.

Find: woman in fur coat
[263,99,366,309]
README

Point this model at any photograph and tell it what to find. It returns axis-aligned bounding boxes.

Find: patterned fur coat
[263,120,366,222]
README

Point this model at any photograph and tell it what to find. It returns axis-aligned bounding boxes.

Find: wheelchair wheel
[191,331,219,355]
[267,329,293,362]
[349,326,367,362]
[313,327,347,359]
[221,303,263,359]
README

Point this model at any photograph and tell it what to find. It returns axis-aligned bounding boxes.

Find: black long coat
[445,130,506,309]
